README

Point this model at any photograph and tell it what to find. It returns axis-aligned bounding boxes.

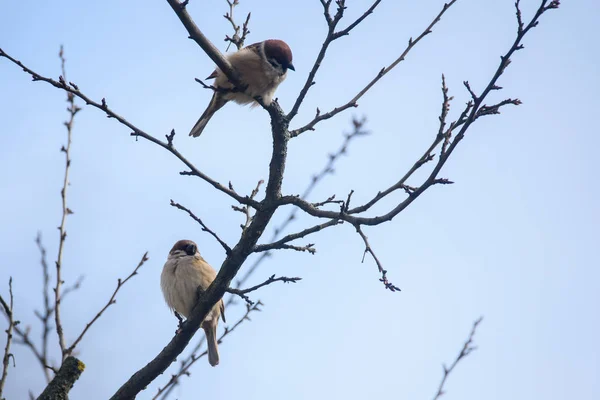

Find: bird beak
[288,63,295,71]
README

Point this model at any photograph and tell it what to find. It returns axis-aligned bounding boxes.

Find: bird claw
[174,311,185,334]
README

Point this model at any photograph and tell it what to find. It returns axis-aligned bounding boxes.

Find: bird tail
[203,322,220,366]
[189,93,228,137]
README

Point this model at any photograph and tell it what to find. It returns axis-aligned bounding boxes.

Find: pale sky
[1,1,599,399]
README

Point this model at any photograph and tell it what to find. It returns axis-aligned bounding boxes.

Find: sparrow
[161,239,226,366]
[189,39,295,137]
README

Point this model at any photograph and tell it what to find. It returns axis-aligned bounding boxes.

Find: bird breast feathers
[161,256,218,318]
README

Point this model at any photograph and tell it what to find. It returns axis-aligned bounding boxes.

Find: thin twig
[194,77,220,92]
[54,45,81,360]
[170,200,232,255]
[290,0,457,136]
[439,74,453,155]
[311,194,343,208]
[354,225,400,292]
[32,234,82,380]
[254,219,339,253]
[223,0,251,50]
[432,317,483,400]
[238,180,264,233]
[287,0,383,121]
[64,253,148,356]
[264,243,315,254]
[34,233,53,382]
[0,278,16,399]
[226,275,302,305]
[60,275,84,301]
[515,0,524,35]
[3,322,56,378]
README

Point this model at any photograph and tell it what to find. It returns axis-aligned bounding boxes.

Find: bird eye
[185,243,197,255]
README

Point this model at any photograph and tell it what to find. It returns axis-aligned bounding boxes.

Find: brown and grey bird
[189,39,295,137]
[161,239,226,366]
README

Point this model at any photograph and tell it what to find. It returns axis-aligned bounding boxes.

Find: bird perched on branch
[189,39,295,137]
[161,239,226,366]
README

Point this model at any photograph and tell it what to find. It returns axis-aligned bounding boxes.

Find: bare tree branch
[37,356,85,400]
[0,49,260,210]
[54,45,81,360]
[235,179,264,233]
[259,242,316,254]
[226,275,302,305]
[152,301,262,400]
[432,317,483,400]
[166,0,242,88]
[351,75,456,216]
[170,200,232,255]
[34,233,54,382]
[193,77,221,93]
[290,0,457,136]
[223,0,251,51]
[287,0,383,121]
[354,225,400,292]
[1,321,57,380]
[515,0,524,35]
[247,116,366,270]
[59,276,84,303]
[0,278,16,399]
[32,235,83,378]
[278,0,558,226]
[253,219,338,253]
[11,65,85,379]
[64,253,148,357]
[333,0,382,39]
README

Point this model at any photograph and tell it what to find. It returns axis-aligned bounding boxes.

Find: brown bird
[161,239,226,366]
[189,39,295,137]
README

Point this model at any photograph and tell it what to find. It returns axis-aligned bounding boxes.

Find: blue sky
[1,0,599,399]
